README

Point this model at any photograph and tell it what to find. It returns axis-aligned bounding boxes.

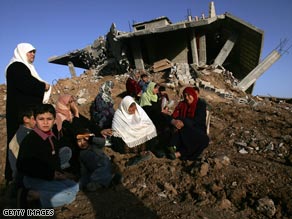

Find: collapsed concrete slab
[48,1,283,95]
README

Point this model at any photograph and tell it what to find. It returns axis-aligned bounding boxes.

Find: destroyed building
[48,1,283,95]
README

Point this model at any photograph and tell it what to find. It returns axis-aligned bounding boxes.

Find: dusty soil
[0,70,292,219]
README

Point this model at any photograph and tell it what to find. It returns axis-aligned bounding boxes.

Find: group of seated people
[123,69,210,161]
[7,69,210,210]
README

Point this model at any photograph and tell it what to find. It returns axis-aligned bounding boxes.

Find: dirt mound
[0,70,292,219]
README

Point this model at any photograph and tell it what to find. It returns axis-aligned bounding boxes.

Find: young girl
[17,104,79,208]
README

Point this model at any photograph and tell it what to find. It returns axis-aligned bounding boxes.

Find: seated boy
[76,129,122,192]
[16,104,79,208]
[9,106,36,187]
[138,73,150,93]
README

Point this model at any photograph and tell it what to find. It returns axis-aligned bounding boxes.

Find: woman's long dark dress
[168,98,210,160]
[5,62,46,181]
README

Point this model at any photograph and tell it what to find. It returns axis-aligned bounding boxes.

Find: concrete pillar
[67,61,76,77]
[199,35,207,66]
[213,34,237,66]
[131,39,145,70]
[209,1,216,18]
[237,50,281,91]
[190,30,199,66]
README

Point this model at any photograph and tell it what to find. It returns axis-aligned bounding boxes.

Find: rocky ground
[0,69,292,219]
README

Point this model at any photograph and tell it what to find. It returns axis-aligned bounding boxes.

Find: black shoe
[111,173,123,186]
[167,146,177,153]
[154,150,166,158]
[86,182,102,192]
[17,188,28,209]
[167,152,176,160]
[126,153,152,166]
[167,146,177,160]
[126,156,142,166]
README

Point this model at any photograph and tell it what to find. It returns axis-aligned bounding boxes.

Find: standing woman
[5,43,51,182]
[166,87,209,160]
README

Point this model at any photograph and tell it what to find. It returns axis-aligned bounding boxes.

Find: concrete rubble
[48,1,290,106]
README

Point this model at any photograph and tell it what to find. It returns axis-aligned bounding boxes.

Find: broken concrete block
[152,58,173,72]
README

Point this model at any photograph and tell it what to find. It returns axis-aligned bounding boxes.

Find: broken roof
[48,7,264,93]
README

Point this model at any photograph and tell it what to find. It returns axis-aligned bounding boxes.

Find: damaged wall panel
[49,2,284,95]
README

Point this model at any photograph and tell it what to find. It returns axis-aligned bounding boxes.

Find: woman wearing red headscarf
[166,87,209,160]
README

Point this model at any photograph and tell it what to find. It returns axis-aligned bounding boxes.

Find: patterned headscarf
[99,81,114,103]
[128,69,140,81]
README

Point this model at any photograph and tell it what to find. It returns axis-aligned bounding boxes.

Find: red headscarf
[172,87,198,119]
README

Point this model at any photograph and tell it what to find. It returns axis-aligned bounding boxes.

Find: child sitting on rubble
[75,129,122,192]
[8,105,36,187]
[17,104,79,208]
[138,73,150,93]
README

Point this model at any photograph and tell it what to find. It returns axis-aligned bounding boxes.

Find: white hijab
[6,43,51,103]
[112,96,157,148]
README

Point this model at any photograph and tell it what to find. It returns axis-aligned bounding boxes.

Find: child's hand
[76,133,94,140]
[100,129,112,138]
[161,107,171,115]
[54,171,67,180]
[63,171,77,180]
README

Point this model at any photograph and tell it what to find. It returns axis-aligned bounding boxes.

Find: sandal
[167,146,177,153]
[167,146,178,160]
[126,153,152,166]
[86,182,102,192]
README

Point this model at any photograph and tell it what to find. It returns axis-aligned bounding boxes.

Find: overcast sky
[1,0,291,98]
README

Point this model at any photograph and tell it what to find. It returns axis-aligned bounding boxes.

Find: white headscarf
[112,96,157,148]
[6,43,51,103]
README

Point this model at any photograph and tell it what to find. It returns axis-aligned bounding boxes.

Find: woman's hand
[70,102,79,117]
[101,129,112,138]
[161,107,171,115]
[45,83,50,91]
[171,119,184,129]
[54,171,67,180]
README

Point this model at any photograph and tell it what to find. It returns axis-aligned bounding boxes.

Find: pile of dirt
[0,70,291,219]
